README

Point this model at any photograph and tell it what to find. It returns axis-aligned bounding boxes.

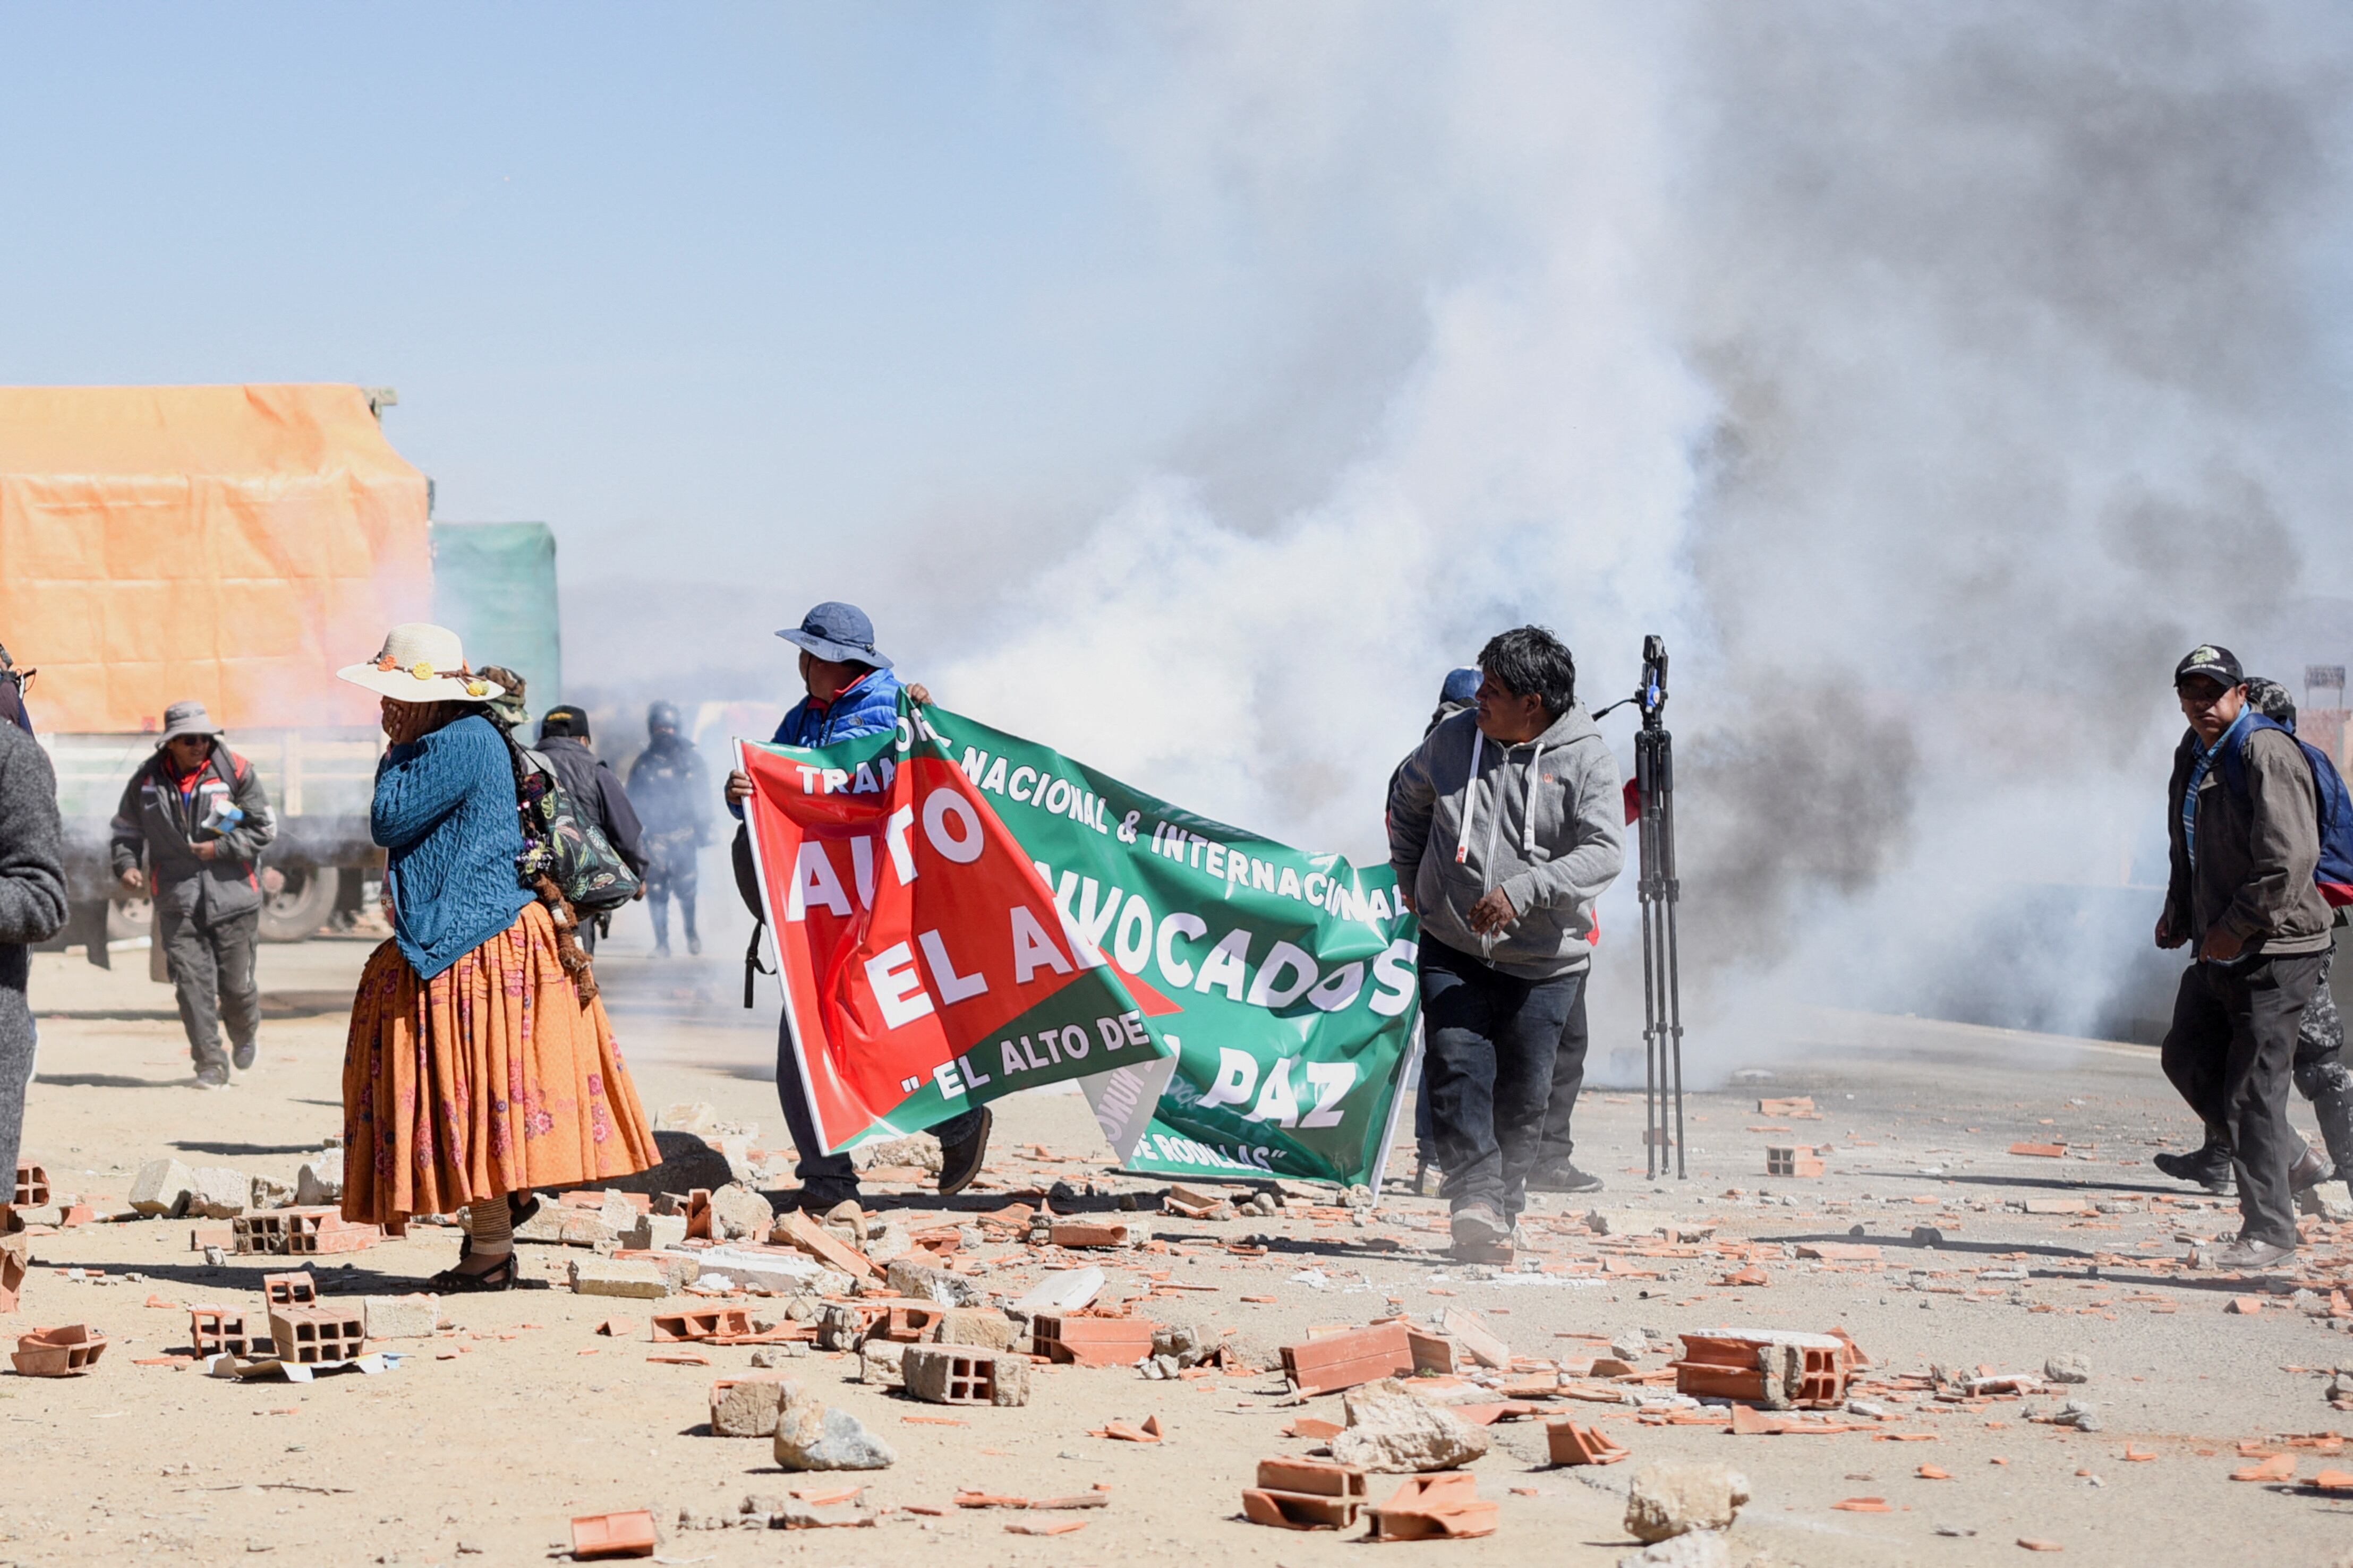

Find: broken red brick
[1004,1519,1087,1536]
[2009,1143,2066,1158]
[651,1307,753,1343]
[1831,1497,1890,1512]
[1032,1312,1156,1367]
[2230,1454,2295,1481]
[2311,1469,2353,1492]
[2226,1297,2264,1315]
[570,1510,657,1558]
[1048,1221,1138,1249]
[1547,1421,1630,1466]
[1365,1473,1496,1541]
[2016,1540,2064,1553]
[10,1324,106,1376]
[1278,1321,1414,1395]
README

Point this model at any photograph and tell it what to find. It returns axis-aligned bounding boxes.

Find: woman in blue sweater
[336,624,655,1290]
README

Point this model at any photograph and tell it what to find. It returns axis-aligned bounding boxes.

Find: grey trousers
[156,905,260,1072]
[0,947,34,1181]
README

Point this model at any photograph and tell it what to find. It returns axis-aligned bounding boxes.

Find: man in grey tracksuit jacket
[1388,627,1624,1248]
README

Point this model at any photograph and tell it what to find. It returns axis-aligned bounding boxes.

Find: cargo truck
[0,383,561,950]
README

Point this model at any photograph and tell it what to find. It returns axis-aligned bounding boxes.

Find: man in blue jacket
[727,602,994,1210]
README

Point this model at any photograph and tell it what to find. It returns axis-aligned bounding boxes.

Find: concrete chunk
[772,1386,896,1470]
[706,1183,774,1243]
[186,1166,249,1220]
[363,1293,443,1339]
[129,1159,194,1218]
[294,1149,345,1207]
[709,1374,797,1437]
[626,1213,690,1252]
[932,1307,1022,1351]
[1013,1267,1103,1315]
[568,1257,670,1299]
[1330,1378,1490,1473]
[884,1257,979,1307]
[1624,1463,1750,1544]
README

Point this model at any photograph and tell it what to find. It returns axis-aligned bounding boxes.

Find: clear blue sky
[0,6,1363,688]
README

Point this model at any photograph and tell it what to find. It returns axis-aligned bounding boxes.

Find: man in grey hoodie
[0,710,68,1188]
[1388,626,1625,1251]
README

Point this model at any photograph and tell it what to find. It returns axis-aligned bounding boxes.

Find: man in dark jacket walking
[535,706,647,954]
[1388,626,1624,1253]
[2154,673,2352,1203]
[2156,645,2335,1269]
[109,701,274,1089]
[1,711,68,1188]
[628,701,711,958]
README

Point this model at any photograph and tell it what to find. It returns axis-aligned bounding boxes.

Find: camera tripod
[1602,636,1686,1179]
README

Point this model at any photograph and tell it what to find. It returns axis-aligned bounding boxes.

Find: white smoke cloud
[928,1,2353,1068]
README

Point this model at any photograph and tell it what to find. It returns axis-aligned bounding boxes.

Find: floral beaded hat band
[336,623,508,704]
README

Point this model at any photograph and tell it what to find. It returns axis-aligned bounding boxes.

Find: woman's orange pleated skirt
[340,900,657,1224]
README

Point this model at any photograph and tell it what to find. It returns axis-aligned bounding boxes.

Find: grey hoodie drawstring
[1522,742,1545,855]
[1454,731,1484,864]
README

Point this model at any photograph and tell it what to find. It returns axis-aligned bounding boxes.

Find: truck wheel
[259,866,339,943]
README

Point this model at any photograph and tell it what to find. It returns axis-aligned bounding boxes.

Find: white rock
[1618,1531,1732,1568]
[1624,1463,1750,1544]
[1013,1267,1103,1314]
[692,1246,827,1295]
[884,1257,979,1307]
[186,1166,249,1219]
[707,1183,774,1242]
[363,1293,443,1338]
[294,1150,345,1207]
[129,1159,194,1217]
[1329,1378,1491,1472]
[568,1257,669,1298]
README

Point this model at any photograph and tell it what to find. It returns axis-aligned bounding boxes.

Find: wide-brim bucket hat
[154,699,225,747]
[775,601,893,669]
[336,623,507,704]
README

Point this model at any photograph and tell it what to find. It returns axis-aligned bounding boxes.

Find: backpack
[2218,714,2353,907]
[506,738,644,913]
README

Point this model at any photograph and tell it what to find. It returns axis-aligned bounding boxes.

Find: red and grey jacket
[108,741,277,924]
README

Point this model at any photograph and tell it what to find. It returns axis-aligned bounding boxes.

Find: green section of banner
[918,707,1420,1187]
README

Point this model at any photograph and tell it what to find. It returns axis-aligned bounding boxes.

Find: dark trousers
[156,905,259,1073]
[1533,970,1590,1174]
[1418,938,1580,1220]
[774,1012,983,1197]
[647,852,699,947]
[2161,952,2327,1248]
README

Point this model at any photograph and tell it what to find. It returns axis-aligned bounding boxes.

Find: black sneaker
[2153,1144,2235,1194]
[194,1066,229,1091]
[231,1039,257,1072]
[938,1107,994,1197]
[654,941,672,959]
[1528,1162,1606,1194]
[687,934,702,957]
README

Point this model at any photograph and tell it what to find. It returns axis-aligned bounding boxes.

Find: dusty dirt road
[3,929,2350,1568]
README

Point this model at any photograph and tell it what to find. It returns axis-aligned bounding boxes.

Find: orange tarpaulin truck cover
[0,384,432,734]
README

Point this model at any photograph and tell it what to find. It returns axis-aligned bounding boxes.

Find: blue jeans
[774,1012,985,1195]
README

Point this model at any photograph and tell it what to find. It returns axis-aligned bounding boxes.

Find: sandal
[429,1251,519,1293]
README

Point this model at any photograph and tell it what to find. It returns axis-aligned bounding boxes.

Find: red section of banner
[740,741,1115,1145]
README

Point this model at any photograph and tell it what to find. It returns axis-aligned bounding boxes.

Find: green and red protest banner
[738,697,1421,1188]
